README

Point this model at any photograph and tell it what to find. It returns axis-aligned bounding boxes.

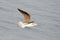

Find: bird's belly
[17,22,37,28]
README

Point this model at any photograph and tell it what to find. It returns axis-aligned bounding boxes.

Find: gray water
[0,0,60,40]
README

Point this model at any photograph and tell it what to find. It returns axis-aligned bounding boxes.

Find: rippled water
[0,0,60,40]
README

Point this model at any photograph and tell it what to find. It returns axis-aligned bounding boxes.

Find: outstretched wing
[18,8,30,23]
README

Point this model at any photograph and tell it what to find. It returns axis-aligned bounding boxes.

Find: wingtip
[17,8,23,12]
[17,8,20,11]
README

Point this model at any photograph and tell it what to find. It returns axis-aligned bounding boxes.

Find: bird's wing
[18,8,30,23]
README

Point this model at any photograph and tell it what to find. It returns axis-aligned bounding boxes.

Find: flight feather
[18,8,30,23]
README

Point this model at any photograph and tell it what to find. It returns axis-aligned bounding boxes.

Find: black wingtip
[17,8,30,16]
[17,8,21,11]
[17,8,26,13]
[17,8,24,12]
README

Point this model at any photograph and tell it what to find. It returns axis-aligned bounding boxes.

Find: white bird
[17,8,37,28]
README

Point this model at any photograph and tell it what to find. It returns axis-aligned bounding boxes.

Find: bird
[17,8,37,28]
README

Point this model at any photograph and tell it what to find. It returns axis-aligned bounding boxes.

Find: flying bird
[17,8,37,28]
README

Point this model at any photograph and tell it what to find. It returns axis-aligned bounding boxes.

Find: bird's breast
[18,22,37,28]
